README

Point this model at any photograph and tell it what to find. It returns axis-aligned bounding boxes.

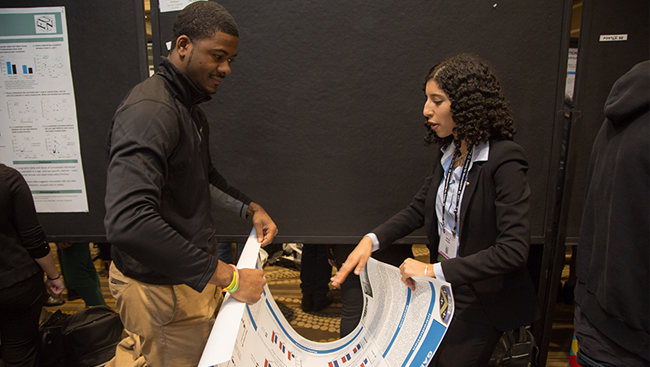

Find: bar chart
[3,59,35,75]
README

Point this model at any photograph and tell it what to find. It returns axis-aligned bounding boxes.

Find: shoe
[311,292,333,312]
[301,294,313,312]
[44,295,65,307]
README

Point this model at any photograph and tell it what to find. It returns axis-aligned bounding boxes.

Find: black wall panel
[151,0,570,244]
[6,1,572,245]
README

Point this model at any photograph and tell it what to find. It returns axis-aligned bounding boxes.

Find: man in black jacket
[574,60,649,366]
[104,2,278,366]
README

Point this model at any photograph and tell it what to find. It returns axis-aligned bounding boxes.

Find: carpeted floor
[42,243,575,366]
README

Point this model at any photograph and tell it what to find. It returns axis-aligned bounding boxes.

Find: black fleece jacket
[105,58,251,292]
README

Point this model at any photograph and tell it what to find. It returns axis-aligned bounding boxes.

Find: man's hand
[230,268,266,305]
[330,236,373,287]
[209,261,266,305]
[247,202,278,246]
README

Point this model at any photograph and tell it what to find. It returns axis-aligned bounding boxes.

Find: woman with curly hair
[331,54,540,366]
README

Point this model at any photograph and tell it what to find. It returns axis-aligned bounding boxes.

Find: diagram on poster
[199,230,454,367]
[0,7,88,212]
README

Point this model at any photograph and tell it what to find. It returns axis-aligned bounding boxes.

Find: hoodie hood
[604,60,650,125]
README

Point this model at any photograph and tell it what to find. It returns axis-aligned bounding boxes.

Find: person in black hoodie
[573,60,649,366]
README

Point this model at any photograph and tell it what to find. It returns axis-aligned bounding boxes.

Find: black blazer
[373,139,540,331]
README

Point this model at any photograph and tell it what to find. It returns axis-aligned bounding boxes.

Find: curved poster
[199,230,454,367]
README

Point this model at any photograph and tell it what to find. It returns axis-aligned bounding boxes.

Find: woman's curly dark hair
[423,54,515,149]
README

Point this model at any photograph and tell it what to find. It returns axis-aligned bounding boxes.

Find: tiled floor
[43,243,575,366]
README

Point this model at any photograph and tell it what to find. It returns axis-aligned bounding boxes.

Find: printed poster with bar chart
[0,7,88,212]
[199,232,454,367]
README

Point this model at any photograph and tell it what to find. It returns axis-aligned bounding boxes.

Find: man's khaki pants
[107,262,222,367]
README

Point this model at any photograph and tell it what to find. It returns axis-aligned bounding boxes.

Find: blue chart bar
[5,62,33,75]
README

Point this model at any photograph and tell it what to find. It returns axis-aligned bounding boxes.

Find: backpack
[488,326,539,367]
[60,305,124,367]
[39,309,70,367]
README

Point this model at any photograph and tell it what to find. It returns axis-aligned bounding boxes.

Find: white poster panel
[0,7,88,212]
[159,0,205,13]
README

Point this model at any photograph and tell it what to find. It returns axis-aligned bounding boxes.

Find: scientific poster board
[0,7,88,212]
[0,0,147,241]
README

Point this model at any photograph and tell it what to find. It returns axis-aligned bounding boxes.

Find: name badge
[438,229,459,260]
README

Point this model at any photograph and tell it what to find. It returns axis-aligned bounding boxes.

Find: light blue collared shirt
[432,141,489,280]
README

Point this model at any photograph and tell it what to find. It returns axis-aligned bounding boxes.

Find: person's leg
[60,242,106,306]
[313,244,333,298]
[107,330,146,367]
[333,245,363,337]
[108,262,222,367]
[97,242,113,278]
[300,244,317,311]
[300,244,333,312]
[0,272,45,367]
[429,317,502,367]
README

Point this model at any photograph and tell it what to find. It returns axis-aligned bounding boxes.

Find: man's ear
[175,35,192,58]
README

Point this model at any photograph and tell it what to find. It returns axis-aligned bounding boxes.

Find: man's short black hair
[171,1,238,49]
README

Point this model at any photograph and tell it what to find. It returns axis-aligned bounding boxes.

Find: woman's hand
[46,277,65,298]
[330,236,373,287]
[399,258,434,291]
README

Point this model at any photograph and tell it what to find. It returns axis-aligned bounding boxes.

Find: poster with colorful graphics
[199,230,454,367]
[0,7,88,212]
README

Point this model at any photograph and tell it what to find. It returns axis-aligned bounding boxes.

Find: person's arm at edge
[6,166,64,297]
[35,253,65,297]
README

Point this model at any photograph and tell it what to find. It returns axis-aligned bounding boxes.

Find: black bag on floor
[488,326,538,367]
[39,309,70,367]
[60,305,124,367]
